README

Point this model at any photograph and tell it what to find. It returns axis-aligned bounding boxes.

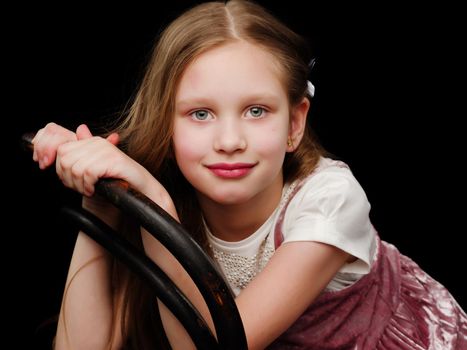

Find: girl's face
[173,41,294,207]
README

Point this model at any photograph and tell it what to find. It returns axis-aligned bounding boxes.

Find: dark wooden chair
[22,133,247,350]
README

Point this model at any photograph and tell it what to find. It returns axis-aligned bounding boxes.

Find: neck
[199,175,283,242]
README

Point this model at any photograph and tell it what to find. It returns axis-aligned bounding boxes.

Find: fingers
[56,138,102,196]
[32,122,77,169]
[33,122,125,197]
[106,132,119,146]
[32,129,43,163]
[55,136,124,197]
[76,124,93,140]
[76,124,119,145]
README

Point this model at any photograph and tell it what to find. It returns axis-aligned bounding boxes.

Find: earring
[287,137,293,147]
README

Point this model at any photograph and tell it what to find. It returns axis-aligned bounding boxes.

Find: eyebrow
[176,93,280,109]
[176,97,212,109]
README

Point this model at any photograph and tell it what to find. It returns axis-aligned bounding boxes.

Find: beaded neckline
[206,180,299,293]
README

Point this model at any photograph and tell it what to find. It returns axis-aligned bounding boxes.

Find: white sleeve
[282,169,376,273]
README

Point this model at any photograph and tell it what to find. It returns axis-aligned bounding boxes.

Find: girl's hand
[32,122,176,217]
[32,123,120,172]
[53,124,177,220]
[32,123,124,221]
[53,124,148,197]
[32,122,77,169]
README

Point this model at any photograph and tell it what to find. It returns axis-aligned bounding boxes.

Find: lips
[206,162,257,179]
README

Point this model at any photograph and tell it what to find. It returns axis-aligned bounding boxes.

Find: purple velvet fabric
[267,237,467,349]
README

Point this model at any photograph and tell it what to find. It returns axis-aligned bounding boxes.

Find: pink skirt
[267,238,467,349]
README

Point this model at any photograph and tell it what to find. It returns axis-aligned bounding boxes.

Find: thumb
[106,132,120,146]
[76,124,93,140]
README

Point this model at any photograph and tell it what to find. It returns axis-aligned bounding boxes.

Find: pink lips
[206,162,256,179]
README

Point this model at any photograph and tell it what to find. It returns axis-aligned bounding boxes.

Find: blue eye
[248,106,264,118]
[192,110,210,121]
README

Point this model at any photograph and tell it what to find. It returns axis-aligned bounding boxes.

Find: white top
[207,157,377,296]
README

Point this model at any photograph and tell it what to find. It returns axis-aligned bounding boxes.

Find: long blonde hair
[111,1,324,347]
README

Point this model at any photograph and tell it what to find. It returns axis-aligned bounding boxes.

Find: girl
[31,1,467,349]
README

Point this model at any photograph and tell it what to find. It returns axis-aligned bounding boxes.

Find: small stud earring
[287,137,293,147]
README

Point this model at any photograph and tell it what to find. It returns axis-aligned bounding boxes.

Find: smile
[206,162,257,179]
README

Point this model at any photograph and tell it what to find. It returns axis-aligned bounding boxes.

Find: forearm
[54,198,122,350]
[54,232,118,350]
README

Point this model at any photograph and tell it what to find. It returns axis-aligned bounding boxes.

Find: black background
[6,2,465,348]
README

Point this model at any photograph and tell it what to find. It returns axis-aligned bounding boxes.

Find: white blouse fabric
[206,157,377,296]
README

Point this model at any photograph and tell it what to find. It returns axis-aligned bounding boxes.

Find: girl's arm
[54,201,119,349]
[33,123,208,348]
[54,183,130,349]
[32,123,147,349]
[236,241,349,350]
[142,229,349,350]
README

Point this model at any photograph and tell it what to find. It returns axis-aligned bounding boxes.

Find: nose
[213,117,246,153]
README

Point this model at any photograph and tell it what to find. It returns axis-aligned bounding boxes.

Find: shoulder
[280,157,377,271]
[290,157,370,217]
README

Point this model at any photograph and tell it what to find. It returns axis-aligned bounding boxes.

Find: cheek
[256,134,285,155]
[172,121,206,165]
[252,121,288,157]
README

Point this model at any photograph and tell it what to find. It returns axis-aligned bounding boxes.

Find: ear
[287,97,310,152]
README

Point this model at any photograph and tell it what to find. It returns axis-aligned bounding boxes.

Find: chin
[206,189,253,206]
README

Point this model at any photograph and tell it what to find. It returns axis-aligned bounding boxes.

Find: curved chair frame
[22,133,247,350]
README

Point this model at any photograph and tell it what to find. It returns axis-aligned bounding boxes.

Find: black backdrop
[7,2,465,348]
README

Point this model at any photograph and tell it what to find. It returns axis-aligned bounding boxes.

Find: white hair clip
[307,80,315,97]
[307,58,316,97]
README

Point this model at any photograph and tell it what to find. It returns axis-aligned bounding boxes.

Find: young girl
[31,1,467,349]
